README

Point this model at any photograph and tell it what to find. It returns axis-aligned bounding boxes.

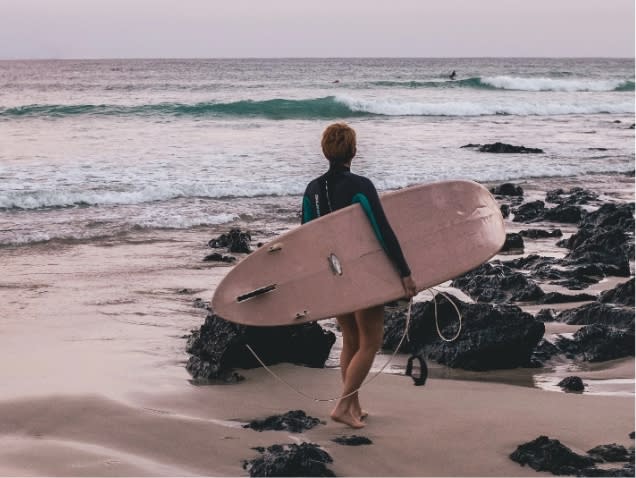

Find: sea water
[0,58,634,246]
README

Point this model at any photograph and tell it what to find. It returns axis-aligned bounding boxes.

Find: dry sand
[1,229,633,477]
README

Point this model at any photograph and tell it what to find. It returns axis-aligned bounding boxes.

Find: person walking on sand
[301,123,417,428]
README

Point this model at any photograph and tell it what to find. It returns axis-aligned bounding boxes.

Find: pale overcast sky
[0,0,634,59]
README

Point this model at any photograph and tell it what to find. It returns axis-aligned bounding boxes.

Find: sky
[0,0,634,59]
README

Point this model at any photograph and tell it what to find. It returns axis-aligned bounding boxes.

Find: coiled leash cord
[245,287,462,402]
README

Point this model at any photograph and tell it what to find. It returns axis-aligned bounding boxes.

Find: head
[321,123,357,165]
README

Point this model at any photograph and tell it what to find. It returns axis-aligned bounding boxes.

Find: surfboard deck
[212,180,505,326]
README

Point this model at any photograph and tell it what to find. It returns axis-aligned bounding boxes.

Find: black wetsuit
[301,163,411,278]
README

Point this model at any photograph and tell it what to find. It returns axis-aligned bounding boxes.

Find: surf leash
[244,298,415,402]
[244,289,462,401]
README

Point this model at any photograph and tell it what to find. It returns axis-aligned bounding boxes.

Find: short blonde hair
[321,123,357,163]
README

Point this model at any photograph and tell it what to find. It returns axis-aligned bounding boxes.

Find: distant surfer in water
[449,70,457,80]
[302,123,417,428]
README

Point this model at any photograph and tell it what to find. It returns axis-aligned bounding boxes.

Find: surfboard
[212,180,505,326]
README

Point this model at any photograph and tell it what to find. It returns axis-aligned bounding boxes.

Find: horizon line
[1,55,634,62]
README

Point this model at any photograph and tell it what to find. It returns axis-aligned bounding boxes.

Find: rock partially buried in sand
[243,443,335,477]
[186,313,336,380]
[244,410,323,433]
[546,187,599,206]
[519,228,563,239]
[383,294,544,371]
[557,376,585,392]
[332,435,373,446]
[555,324,635,362]
[510,435,596,475]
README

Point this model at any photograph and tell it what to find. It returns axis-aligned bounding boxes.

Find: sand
[0,174,634,477]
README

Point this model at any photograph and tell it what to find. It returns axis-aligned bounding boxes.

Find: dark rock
[580,203,635,232]
[587,444,631,462]
[478,142,544,154]
[460,143,481,148]
[186,313,335,380]
[531,339,561,364]
[384,295,544,370]
[244,410,322,433]
[208,228,252,253]
[556,303,634,329]
[500,204,510,218]
[332,435,373,446]
[535,309,556,322]
[589,147,609,151]
[510,435,595,475]
[500,233,524,253]
[543,204,584,223]
[451,262,545,303]
[558,225,631,277]
[512,200,545,222]
[203,252,236,263]
[546,187,599,206]
[538,292,596,304]
[630,432,635,439]
[490,182,524,196]
[555,324,635,362]
[243,443,334,477]
[599,279,635,306]
[630,124,635,129]
[501,254,610,291]
[557,376,585,392]
[178,288,194,294]
[519,228,563,239]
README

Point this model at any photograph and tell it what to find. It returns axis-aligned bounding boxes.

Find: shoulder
[348,173,377,192]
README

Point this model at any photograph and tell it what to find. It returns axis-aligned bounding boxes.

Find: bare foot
[330,410,365,429]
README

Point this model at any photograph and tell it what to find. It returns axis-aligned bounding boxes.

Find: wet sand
[0,174,634,476]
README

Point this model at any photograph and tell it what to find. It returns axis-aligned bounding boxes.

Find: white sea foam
[480,76,631,92]
[334,95,635,117]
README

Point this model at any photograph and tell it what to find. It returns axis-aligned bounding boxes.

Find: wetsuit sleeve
[358,179,412,278]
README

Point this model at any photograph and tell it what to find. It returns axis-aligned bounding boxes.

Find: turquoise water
[0,58,634,246]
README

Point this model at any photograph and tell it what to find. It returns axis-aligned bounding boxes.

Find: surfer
[449,70,457,80]
[302,123,417,428]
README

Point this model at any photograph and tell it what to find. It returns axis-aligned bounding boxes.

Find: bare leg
[331,305,384,428]
[335,314,367,421]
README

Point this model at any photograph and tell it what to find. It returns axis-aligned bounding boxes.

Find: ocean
[0,57,634,247]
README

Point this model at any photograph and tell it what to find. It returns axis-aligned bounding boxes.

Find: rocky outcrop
[510,436,601,476]
[546,187,599,206]
[512,200,584,224]
[451,262,545,303]
[203,252,236,263]
[554,324,635,362]
[556,303,634,329]
[186,313,335,380]
[383,295,544,370]
[599,279,635,306]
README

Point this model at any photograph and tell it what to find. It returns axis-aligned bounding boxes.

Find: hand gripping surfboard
[212,180,505,326]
